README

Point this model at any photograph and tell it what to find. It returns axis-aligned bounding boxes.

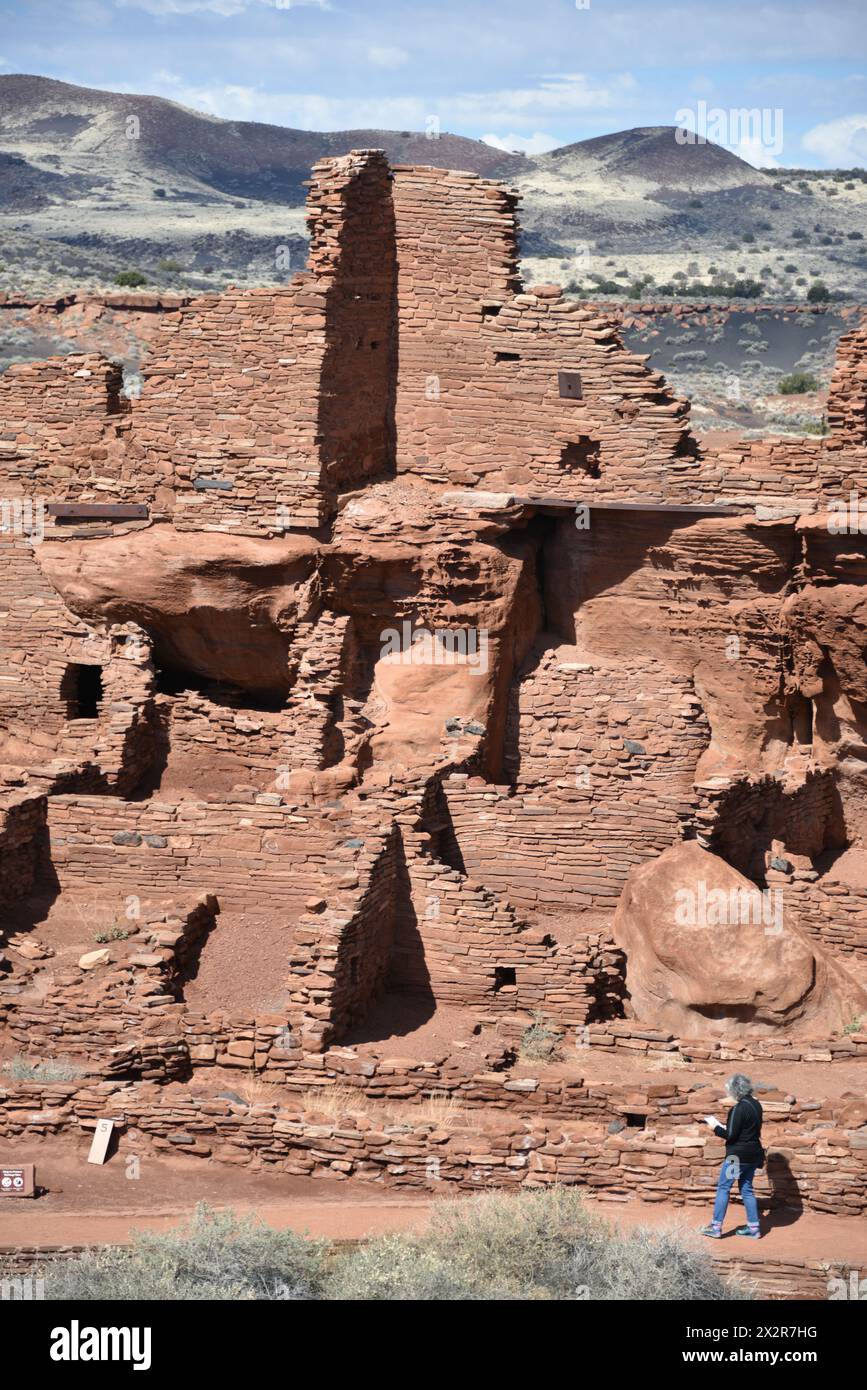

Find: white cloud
[367,46,409,70]
[730,135,781,170]
[482,131,559,156]
[151,79,427,128]
[141,70,637,134]
[802,114,867,168]
[445,73,636,129]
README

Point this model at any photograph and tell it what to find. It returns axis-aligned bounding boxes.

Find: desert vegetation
[1,1054,88,1082]
[31,1194,752,1302]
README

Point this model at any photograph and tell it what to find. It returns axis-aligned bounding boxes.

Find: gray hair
[726,1073,753,1100]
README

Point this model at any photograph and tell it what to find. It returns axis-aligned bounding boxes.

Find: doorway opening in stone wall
[61,663,103,719]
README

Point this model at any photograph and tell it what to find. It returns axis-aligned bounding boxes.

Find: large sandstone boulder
[613,840,866,1038]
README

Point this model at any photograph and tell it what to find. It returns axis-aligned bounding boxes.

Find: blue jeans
[713,1157,759,1226]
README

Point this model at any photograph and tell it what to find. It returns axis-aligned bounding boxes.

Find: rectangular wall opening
[61,663,104,720]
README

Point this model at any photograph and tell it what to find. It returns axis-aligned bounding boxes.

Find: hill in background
[0,74,865,302]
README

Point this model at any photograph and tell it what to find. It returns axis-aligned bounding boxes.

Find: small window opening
[495,351,521,363]
[494,966,517,990]
[625,1113,647,1129]
[62,663,104,719]
[560,438,601,478]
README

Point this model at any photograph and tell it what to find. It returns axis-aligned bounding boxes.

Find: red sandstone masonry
[1,154,867,1238]
[3,169,866,535]
[0,1078,863,1219]
[390,167,693,493]
[0,791,46,908]
[828,315,867,444]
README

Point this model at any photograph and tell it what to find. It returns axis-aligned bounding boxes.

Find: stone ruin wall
[0,1076,864,1230]
[2,158,867,529]
[1,151,866,1230]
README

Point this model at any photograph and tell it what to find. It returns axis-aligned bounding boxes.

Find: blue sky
[1,0,866,166]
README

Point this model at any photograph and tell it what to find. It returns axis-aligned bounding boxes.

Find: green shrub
[44,1205,330,1301]
[588,280,623,295]
[328,1189,752,1301]
[778,371,819,395]
[806,281,829,303]
[95,926,130,943]
[113,269,148,288]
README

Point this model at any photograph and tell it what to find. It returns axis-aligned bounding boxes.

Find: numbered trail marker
[87,1119,114,1166]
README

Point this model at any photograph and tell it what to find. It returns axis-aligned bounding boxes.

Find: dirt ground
[0,1139,432,1245]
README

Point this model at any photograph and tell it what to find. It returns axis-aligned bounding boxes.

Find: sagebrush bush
[30,1191,752,1302]
[326,1232,484,1301]
[44,1205,330,1301]
[3,1055,87,1082]
[778,370,819,395]
[519,1013,562,1062]
[328,1188,752,1302]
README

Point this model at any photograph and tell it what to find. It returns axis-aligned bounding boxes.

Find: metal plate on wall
[47,504,149,520]
[558,371,583,399]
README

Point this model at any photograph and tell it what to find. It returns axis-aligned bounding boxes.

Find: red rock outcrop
[614,841,866,1037]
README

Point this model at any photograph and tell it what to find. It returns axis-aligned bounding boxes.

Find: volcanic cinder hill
[1,74,866,300]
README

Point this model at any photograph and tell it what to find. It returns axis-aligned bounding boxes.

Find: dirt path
[4,1193,862,1267]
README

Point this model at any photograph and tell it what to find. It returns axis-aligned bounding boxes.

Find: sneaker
[734,1225,761,1239]
[699,1224,722,1238]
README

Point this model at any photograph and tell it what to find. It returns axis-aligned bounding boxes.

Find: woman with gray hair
[700,1074,764,1240]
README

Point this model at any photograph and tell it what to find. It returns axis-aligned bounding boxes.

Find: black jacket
[714,1096,764,1168]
